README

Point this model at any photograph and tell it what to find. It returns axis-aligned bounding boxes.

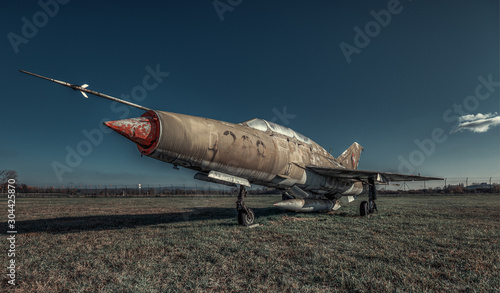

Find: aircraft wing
[307,166,443,183]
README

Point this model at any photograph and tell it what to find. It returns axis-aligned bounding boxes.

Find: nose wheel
[361,177,377,216]
[236,185,255,226]
[237,208,255,226]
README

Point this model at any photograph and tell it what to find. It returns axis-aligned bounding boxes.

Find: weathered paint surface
[105,110,367,199]
[104,115,159,149]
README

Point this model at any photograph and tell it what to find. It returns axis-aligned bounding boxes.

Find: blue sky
[1,0,498,187]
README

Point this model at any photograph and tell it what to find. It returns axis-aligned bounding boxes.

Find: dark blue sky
[1,0,499,187]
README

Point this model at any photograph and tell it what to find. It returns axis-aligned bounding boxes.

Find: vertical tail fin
[337,142,363,170]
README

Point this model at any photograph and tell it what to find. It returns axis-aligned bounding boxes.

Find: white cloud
[458,112,496,122]
[452,112,500,133]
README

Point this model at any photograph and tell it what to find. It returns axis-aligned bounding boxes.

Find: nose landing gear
[360,177,377,216]
[236,185,255,226]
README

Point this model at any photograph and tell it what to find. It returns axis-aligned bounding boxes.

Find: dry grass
[1,194,499,292]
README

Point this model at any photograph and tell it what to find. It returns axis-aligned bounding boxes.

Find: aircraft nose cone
[104,116,158,149]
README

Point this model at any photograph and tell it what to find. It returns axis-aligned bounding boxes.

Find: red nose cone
[104,113,159,150]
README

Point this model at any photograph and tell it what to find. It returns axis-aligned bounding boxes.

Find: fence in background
[0,184,276,197]
[377,177,500,195]
[2,177,499,197]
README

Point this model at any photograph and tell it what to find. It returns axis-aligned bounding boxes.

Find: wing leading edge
[307,166,443,183]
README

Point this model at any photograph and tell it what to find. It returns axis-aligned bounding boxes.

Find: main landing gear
[236,185,255,226]
[360,177,378,216]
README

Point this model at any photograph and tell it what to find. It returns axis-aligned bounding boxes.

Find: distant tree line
[378,183,500,195]
[0,170,23,193]
[1,169,499,197]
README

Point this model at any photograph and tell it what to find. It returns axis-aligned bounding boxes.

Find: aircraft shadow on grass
[2,207,290,234]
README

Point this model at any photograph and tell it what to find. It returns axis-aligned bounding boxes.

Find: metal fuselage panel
[147,111,363,196]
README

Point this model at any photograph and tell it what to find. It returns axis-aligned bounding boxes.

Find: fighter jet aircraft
[20,70,442,226]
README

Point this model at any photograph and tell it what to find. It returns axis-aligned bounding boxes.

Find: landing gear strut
[236,185,254,226]
[360,177,378,216]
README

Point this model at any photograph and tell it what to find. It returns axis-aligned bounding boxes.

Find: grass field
[1,194,499,292]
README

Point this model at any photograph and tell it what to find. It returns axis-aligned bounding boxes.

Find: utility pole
[466,178,468,195]
[490,177,492,194]
[444,178,447,194]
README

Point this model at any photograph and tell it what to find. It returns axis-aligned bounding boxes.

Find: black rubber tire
[238,209,255,226]
[360,201,369,217]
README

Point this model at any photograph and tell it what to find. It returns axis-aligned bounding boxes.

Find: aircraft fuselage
[107,110,365,198]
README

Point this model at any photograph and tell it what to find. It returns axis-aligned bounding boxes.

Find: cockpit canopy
[241,118,312,145]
